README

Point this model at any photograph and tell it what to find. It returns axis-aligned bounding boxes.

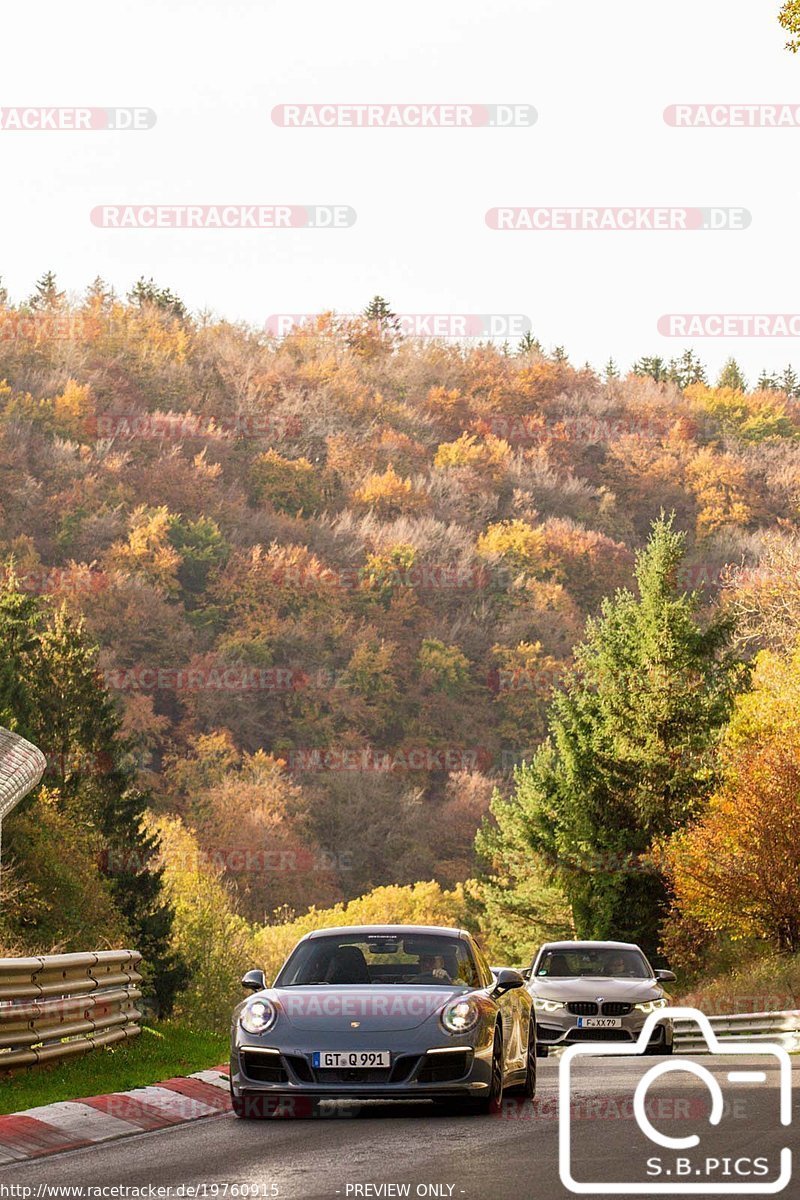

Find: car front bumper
[535,1010,673,1049]
[230,1028,496,1102]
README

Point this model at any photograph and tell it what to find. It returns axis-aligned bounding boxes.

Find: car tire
[507,1027,537,1099]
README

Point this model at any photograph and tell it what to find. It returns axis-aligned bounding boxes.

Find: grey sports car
[230,924,536,1117]
[528,940,676,1055]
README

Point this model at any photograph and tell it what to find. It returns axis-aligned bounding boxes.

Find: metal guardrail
[0,950,143,1070]
[674,1010,800,1053]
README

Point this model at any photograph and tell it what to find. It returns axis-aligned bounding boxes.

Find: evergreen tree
[758,369,780,391]
[0,277,8,306]
[28,271,64,311]
[517,330,542,355]
[0,578,185,1008]
[604,357,620,381]
[480,517,743,957]
[668,349,708,389]
[632,356,670,383]
[780,364,800,399]
[363,295,399,335]
[551,345,569,363]
[716,357,747,391]
[128,277,187,320]
[84,276,114,308]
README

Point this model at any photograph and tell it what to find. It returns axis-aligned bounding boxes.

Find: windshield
[535,947,652,980]
[276,933,480,988]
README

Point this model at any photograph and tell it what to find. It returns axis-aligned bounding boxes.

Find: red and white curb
[0,1066,231,1165]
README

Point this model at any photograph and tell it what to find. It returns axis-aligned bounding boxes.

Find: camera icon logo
[558,1006,792,1195]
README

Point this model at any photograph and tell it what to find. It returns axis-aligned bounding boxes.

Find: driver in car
[417,953,452,982]
[604,954,631,977]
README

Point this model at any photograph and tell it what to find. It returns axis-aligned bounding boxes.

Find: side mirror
[241,968,266,992]
[521,966,532,981]
[655,968,677,983]
[493,968,525,995]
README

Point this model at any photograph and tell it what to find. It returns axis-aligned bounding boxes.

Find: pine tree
[668,349,707,389]
[717,357,747,391]
[0,277,8,307]
[481,517,743,957]
[780,364,800,399]
[0,579,185,1009]
[28,271,64,311]
[128,277,187,320]
[551,345,569,363]
[517,330,542,355]
[758,369,780,391]
[633,356,669,382]
[363,295,399,335]
[604,357,620,381]
[84,276,114,308]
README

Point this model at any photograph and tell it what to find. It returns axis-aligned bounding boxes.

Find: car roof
[536,940,643,952]
[300,924,469,940]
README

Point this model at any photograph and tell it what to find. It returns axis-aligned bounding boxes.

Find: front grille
[417,1050,471,1084]
[285,1054,314,1082]
[567,1001,599,1016]
[312,1055,418,1085]
[240,1051,289,1083]
[316,1067,393,1083]
[569,1028,633,1042]
[601,1002,633,1016]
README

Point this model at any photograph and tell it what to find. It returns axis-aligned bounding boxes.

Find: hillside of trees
[1,277,799,1016]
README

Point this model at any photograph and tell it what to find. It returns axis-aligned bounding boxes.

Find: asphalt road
[1,1055,797,1200]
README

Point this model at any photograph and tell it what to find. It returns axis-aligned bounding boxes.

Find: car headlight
[441,997,480,1034]
[634,998,668,1014]
[532,997,566,1013]
[240,997,278,1034]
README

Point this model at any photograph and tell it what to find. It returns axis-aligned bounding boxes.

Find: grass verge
[0,1022,229,1116]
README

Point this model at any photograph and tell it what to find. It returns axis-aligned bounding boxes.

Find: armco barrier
[0,950,143,1070]
[674,1010,800,1054]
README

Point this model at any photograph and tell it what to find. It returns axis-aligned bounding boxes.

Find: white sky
[1,0,798,380]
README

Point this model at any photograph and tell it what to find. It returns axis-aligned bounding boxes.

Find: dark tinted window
[276,933,480,988]
[535,947,651,980]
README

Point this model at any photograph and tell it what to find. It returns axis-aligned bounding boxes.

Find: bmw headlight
[532,997,566,1013]
[634,998,668,1014]
[240,997,277,1034]
[441,997,480,1034]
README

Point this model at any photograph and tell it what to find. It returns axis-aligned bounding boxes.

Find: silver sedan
[527,940,676,1055]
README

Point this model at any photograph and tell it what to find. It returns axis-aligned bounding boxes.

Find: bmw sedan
[528,940,676,1055]
[230,924,536,1117]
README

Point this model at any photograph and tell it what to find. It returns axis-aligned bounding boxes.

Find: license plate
[312,1051,391,1068]
[576,1017,622,1029]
